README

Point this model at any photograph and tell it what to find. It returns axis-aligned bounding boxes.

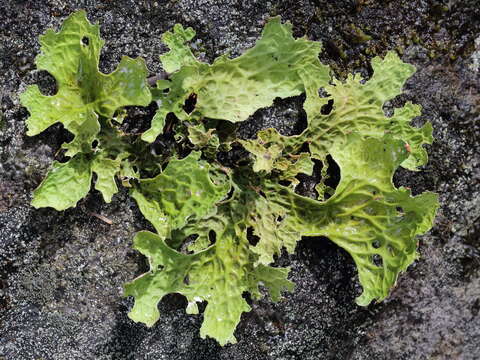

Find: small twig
[88,212,113,225]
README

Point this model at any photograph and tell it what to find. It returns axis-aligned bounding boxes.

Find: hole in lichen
[91,140,98,149]
[295,152,341,200]
[216,143,249,168]
[175,233,200,254]
[183,275,190,285]
[323,155,341,195]
[221,186,234,202]
[396,206,403,213]
[247,227,259,246]
[208,230,217,245]
[82,36,89,46]
[278,179,292,187]
[321,99,334,115]
[121,102,159,134]
[372,254,383,267]
[372,240,381,249]
[183,93,197,114]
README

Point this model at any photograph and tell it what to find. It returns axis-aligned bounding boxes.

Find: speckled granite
[1,1,479,359]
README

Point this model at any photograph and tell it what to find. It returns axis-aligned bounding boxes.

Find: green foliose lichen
[22,11,439,345]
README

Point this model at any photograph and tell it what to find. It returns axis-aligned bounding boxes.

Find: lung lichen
[21,11,439,345]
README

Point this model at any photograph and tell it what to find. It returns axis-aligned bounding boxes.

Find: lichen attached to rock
[21,10,439,345]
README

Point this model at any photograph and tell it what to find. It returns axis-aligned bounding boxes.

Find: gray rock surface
[1,1,479,359]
